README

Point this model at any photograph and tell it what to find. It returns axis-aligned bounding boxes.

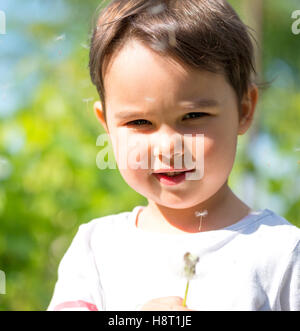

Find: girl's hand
[140,296,196,311]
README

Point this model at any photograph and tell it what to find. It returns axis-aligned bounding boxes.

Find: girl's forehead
[104,39,196,85]
[105,70,230,115]
[103,39,234,118]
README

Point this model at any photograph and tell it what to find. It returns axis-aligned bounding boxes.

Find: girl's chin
[149,196,200,209]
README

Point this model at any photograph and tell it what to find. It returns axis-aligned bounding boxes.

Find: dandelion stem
[182,280,190,307]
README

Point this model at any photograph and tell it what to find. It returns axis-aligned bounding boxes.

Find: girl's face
[94,39,255,209]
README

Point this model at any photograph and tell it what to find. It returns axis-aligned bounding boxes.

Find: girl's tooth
[165,172,182,176]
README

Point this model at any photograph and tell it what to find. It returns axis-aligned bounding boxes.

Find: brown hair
[89,0,257,123]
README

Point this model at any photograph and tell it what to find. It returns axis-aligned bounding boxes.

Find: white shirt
[47,206,300,311]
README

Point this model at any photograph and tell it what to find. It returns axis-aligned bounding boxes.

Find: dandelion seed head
[183,252,200,280]
[166,247,198,280]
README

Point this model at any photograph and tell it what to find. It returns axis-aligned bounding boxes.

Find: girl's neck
[137,185,251,234]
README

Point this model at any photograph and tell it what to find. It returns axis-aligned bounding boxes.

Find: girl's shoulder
[258,208,300,237]
[245,208,300,257]
[76,205,141,241]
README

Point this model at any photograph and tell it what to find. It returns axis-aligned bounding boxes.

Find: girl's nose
[151,129,184,165]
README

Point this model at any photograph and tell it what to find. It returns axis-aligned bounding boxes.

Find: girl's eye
[126,112,208,126]
[183,112,208,120]
[126,119,151,126]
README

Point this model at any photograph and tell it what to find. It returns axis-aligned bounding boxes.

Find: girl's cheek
[118,169,148,191]
[203,137,215,158]
[204,133,237,176]
[111,131,150,167]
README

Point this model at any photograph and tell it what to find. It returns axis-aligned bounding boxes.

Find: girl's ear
[238,84,259,136]
[94,101,109,133]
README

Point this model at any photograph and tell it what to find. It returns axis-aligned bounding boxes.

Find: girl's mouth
[153,169,195,186]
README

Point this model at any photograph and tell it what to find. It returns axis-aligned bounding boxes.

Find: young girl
[47,0,300,311]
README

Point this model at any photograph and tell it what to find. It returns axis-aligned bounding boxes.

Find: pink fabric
[54,300,98,311]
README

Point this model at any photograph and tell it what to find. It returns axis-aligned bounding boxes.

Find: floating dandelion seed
[182,252,199,307]
[195,210,208,231]
[82,98,94,111]
[0,83,13,100]
[152,39,168,52]
[0,83,13,91]
[81,43,89,49]
[167,25,177,47]
[151,23,177,52]
[82,97,94,103]
[54,34,66,42]
[145,97,155,102]
[147,3,167,15]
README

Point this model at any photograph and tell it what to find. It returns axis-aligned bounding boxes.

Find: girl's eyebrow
[179,98,219,109]
[115,111,155,120]
[115,98,219,119]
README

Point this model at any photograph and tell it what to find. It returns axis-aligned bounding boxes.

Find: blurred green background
[0,0,299,310]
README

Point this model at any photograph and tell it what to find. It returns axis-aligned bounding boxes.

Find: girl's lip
[152,168,194,174]
[153,169,195,186]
